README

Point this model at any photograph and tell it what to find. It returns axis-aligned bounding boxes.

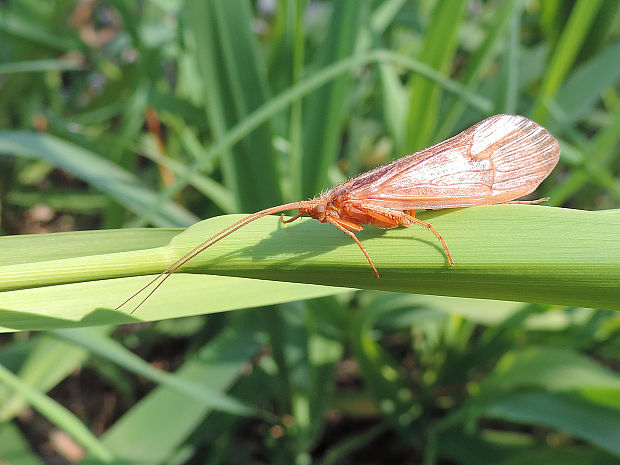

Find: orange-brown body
[290,196,450,278]
[298,197,413,229]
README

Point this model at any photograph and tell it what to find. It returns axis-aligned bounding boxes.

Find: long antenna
[116,202,303,314]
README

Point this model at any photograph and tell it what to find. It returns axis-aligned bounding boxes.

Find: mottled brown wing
[329,114,560,210]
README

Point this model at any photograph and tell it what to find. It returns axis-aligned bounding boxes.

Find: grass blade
[405,0,468,151]
[1,205,618,332]
[0,363,114,462]
[53,328,257,417]
[187,0,282,210]
[0,132,197,227]
[531,0,604,122]
[300,0,364,197]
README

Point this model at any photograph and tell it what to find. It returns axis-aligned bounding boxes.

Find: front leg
[281,212,304,224]
[326,217,379,278]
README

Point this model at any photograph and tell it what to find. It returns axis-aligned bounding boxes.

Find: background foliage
[1,0,620,464]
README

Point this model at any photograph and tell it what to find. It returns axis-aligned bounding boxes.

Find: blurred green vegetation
[0,0,620,464]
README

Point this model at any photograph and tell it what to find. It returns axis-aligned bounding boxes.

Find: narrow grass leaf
[0,274,347,332]
[548,102,620,205]
[437,0,517,139]
[482,391,620,456]
[483,347,620,393]
[0,10,79,51]
[1,229,178,267]
[301,0,363,197]
[0,363,114,462]
[0,58,82,74]
[0,132,197,227]
[491,448,620,465]
[137,137,236,213]
[531,0,604,122]
[379,64,407,151]
[494,1,520,114]
[187,1,281,210]
[52,328,257,417]
[554,41,620,125]
[405,0,468,151]
[0,422,45,465]
[98,320,263,462]
[0,336,89,421]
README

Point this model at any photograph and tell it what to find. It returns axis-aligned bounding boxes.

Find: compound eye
[316,204,326,213]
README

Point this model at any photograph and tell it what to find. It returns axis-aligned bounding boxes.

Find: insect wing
[339,114,560,210]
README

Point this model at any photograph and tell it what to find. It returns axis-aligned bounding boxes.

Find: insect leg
[331,217,364,231]
[326,217,379,278]
[351,202,454,266]
[355,208,400,228]
[402,213,454,266]
[281,212,304,223]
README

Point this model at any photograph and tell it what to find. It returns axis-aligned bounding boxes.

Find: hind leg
[350,203,454,266]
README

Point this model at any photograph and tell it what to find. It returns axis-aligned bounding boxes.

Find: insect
[117,114,560,313]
